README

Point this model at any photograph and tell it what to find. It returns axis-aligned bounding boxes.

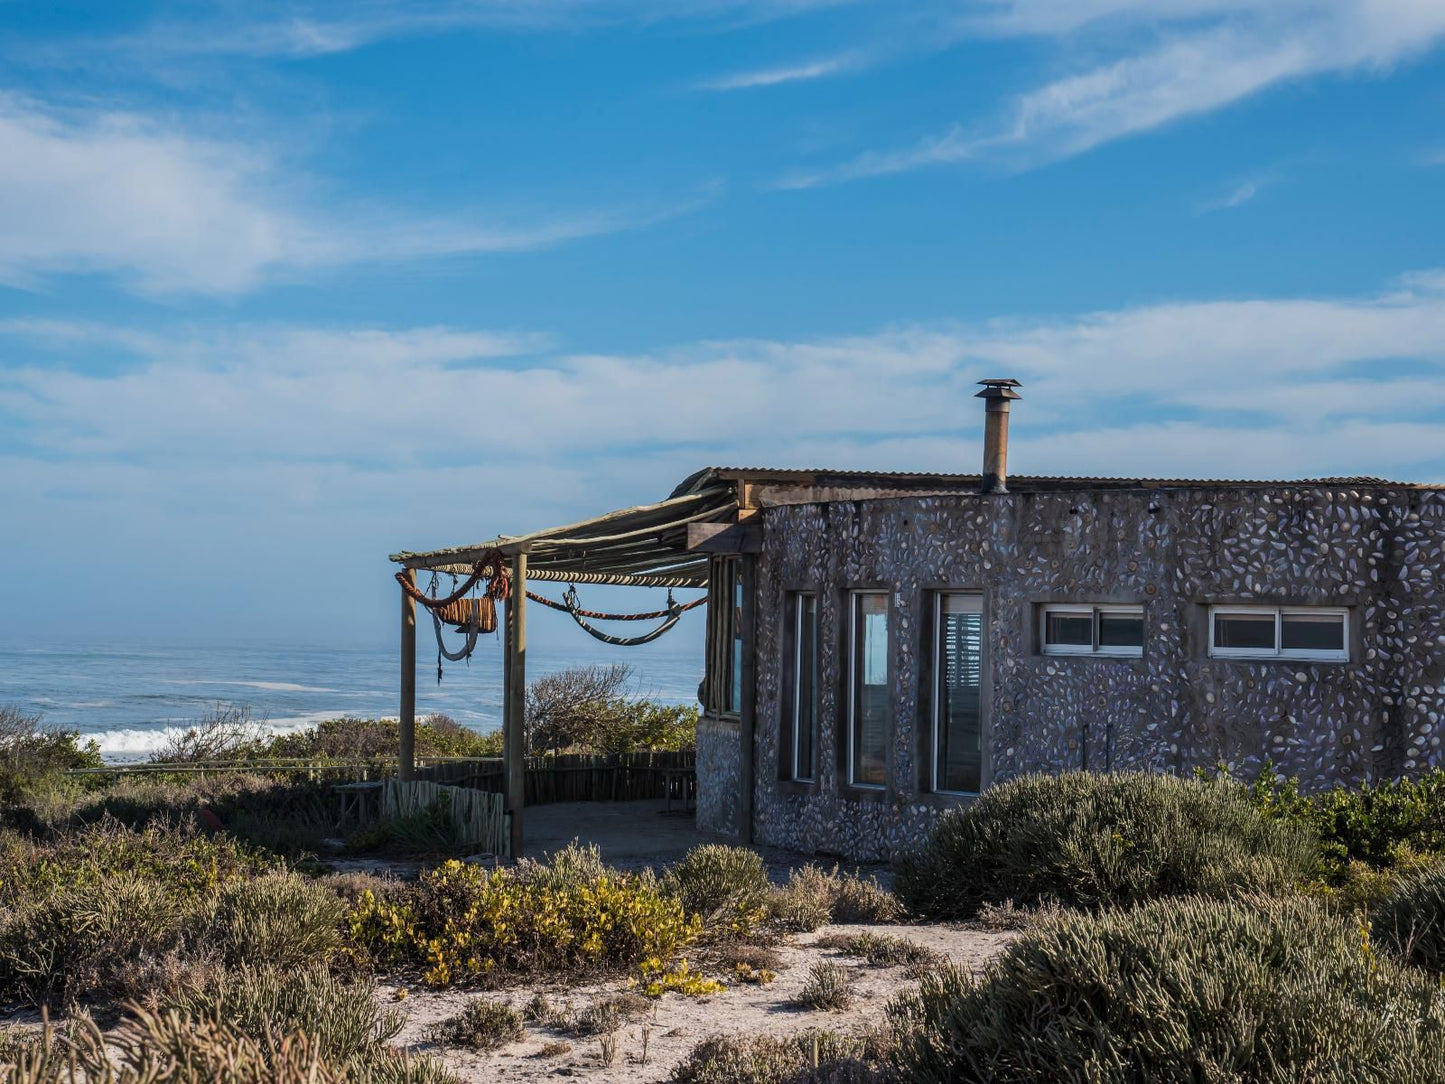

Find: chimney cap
[975,377,1022,401]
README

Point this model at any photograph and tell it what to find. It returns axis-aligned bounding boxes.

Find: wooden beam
[505,554,528,860]
[686,521,762,554]
[399,569,416,782]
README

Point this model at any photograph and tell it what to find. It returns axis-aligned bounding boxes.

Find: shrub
[209,870,346,968]
[0,873,187,1004]
[816,931,938,975]
[1375,864,1445,971]
[0,816,275,909]
[347,855,699,985]
[664,844,770,935]
[769,866,902,930]
[267,714,495,762]
[525,665,699,754]
[669,1030,886,1084]
[896,771,1315,918]
[890,895,1445,1084]
[798,962,853,1012]
[832,872,902,924]
[346,796,464,856]
[7,1005,460,1084]
[150,704,272,763]
[167,964,404,1068]
[573,992,652,1036]
[0,706,102,801]
[426,998,524,1051]
[1234,763,1445,883]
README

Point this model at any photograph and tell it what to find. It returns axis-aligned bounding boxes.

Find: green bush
[426,998,524,1051]
[346,854,699,985]
[890,895,1445,1084]
[1233,763,1445,883]
[266,714,495,762]
[167,964,404,1068]
[664,844,770,935]
[669,1030,886,1084]
[896,771,1314,917]
[525,665,698,754]
[769,866,902,930]
[209,870,346,968]
[7,1003,459,1084]
[1374,864,1445,971]
[0,873,187,1004]
[0,705,102,802]
[797,962,853,1012]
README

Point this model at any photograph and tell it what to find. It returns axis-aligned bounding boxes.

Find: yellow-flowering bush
[347,858,699,986]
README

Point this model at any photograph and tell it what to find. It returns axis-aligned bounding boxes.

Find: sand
[383,923,1015,1083]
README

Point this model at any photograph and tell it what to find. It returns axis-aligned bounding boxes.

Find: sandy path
[384,923,1014,1083]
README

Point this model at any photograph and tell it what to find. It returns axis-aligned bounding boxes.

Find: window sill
[776,778,817,797]
[838,784,888,804]
[1040,651,1144,660]
[1208,653,1349,664]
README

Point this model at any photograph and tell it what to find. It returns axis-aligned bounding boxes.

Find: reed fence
[418,750,696,804]
[381,778,507,855]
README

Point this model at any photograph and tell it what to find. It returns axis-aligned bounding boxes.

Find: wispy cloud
[86,0,856,62]
[1198,172,1277,212]
[696,50,865,91]
[782,1,1445,186]
[0,94,714,296]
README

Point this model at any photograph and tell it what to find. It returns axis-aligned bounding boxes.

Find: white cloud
[0,95,711,296]
[92,0,856,61]
[696,51,865,91]
[1198,173,1275,212]
[6,270,1445,636]
[784,0,1445,185]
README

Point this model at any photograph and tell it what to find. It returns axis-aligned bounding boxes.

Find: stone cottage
[393,380,1445,862]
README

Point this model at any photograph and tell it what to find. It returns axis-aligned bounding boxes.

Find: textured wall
[748,485,1445,861]
[696,713,742,836]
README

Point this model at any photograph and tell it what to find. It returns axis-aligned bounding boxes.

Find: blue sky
[1,0,1444,647]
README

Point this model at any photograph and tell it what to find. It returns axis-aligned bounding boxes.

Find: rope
[433,610,480,662]
[524,589,706,621]
[552,585,693,648]
[568,610,683,647]
[396,549,510,607]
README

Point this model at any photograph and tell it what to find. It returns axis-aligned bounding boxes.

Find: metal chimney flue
[975,378,1022,494]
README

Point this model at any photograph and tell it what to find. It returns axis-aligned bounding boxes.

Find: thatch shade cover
[389,483,738,588]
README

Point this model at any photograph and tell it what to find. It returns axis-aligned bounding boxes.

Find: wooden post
[504,553,528,859]
[399,568,417,782]
[738,556,757,844]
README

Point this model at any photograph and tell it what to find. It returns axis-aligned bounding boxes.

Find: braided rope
[524,589,706,621]
[396,549,510,607]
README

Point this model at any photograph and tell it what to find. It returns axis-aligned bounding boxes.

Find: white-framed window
[1209,606,1349,662]
[847,591,889,788]
[1039,604,1144,658]
[932,593,983,795]
[785,593,818,782]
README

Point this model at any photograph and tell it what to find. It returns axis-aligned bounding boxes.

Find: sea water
[0,637,704,763]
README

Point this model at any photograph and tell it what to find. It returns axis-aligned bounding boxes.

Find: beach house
[393,382,1445,861]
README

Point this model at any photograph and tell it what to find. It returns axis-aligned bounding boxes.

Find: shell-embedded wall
[749,486,1445,861]
[696,713,742,836]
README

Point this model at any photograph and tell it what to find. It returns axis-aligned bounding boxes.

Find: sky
[1,0,1444,649]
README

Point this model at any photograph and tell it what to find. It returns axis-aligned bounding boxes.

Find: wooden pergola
[388,477,742,857]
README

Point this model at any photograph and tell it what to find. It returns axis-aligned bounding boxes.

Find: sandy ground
[384,923,1014,1083]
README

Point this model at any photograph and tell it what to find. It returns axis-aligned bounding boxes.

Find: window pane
[852,594,888,786]
[1282,613,1345,652]
[794,596,817,780]
[1046,612,1093,647]
[1215,613,1276,651]
[937,594,982,793]
[730,570,744,712]
[1098,611,1144,650]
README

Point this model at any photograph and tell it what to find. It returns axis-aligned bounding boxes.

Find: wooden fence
[381,778,507,856]
[418,750,695,805]
[68,750,696,809]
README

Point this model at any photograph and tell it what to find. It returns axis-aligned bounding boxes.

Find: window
[933,593,983,794]
[848,591,889,787]
[784,593,818,781]
[705,558,746,715]
[1210,606,1349,662]
[1040,605,1144,657]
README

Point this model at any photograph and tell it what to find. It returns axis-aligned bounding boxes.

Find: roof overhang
[389,485,738,587]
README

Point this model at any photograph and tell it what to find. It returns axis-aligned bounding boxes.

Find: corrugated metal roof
[670,467,1442,497]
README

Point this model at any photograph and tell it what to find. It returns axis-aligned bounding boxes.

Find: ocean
[0,638,705,763]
